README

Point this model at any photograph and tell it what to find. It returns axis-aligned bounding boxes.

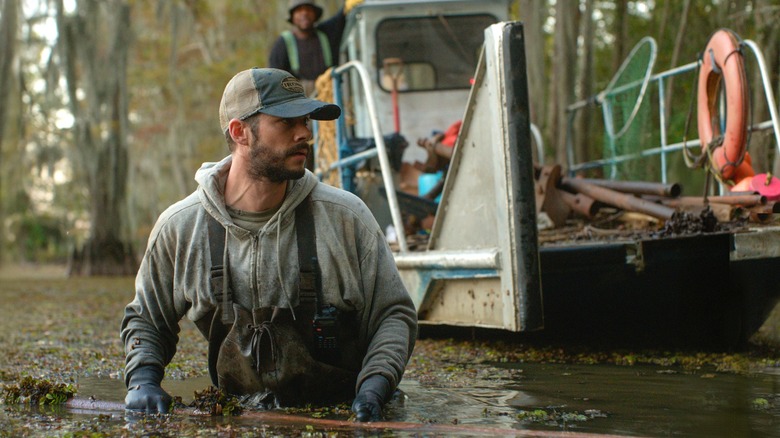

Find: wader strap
[207,215,224,269]
[295,195,321,309]
[207,214,233,323]
[206,197,319,312]
[282,30,333,76]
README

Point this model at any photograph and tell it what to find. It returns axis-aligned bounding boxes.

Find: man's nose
[294,120,312,142]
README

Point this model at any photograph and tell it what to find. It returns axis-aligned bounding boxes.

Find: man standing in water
[121,67,417,422]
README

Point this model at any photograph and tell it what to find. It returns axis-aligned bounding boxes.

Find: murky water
[7,362,771,437]
[1,273,778,437]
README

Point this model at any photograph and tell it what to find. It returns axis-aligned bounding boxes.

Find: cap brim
[260,97,341,121]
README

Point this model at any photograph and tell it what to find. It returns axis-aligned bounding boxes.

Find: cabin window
[375,14,498,92]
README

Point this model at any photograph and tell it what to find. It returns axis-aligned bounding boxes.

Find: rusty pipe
[748,204,774,223]
[559,190,599,218]
[644,194,766,207]
[561,177,676,220]
[704,194,767,206]
[577,178,682,198]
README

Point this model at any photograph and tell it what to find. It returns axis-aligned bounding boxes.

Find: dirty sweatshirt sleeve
[120,212,187,386]
[354,226,418,392]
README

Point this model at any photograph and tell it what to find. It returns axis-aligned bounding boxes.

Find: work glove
[345,0,364,14]
[351,374,391,422]
[124,365,172,414]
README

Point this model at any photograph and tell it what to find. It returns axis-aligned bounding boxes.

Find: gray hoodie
[121,155,417,393]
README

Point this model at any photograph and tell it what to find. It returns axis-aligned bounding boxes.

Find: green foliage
[1,376,76,406]
[6,210,70,263]
[752,397,771,410]
[517,407,606,426]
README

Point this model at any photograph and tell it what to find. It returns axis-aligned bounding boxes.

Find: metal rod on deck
[561,177,676,220]
[578,178,682,198]
[646,194,766,207]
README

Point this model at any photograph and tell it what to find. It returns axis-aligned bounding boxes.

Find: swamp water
[2,364,778,437]
[1,272,778,437]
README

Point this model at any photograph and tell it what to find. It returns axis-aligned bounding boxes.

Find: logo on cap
[281,77,304,94]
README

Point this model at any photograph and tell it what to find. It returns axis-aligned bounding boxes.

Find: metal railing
[314,61,409,253]
[565,39,780,185]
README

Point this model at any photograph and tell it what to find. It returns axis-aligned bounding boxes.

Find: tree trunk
[0,0,17,148]
[0,0,19,266]
[611,0,628,74]
[58,0,137,276]
[750,0,780,175]
[663,0,691,122]
[548,0,578,166]
[519,0,548,163]
[574,0,595,166]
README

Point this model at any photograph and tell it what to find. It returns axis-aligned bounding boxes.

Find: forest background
[0,0,778,275]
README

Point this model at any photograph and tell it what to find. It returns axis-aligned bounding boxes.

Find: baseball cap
[218,68,340,132]
[288,0,323,23]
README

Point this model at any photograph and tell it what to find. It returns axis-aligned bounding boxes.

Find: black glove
[124,365,172,414]
[352,375,391,422]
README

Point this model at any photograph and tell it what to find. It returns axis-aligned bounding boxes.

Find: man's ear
[227,119,250,146]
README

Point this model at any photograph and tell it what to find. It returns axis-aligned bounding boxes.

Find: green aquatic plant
[189,386,242,416]
[2,376,76,405]
[284,403,352,419]
[752,397,771,410]
[516,407,607,427]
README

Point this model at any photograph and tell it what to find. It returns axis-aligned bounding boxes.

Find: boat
[314,0,780,348]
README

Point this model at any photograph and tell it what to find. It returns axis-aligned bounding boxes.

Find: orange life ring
[696,29,754,184]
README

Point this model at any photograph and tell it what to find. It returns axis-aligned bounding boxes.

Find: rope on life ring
[696,28,754,185]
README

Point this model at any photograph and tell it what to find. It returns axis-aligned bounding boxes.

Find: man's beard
[247,137,308,183]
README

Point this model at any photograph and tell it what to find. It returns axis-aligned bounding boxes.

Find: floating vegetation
[752,397,772,411]
[516,407,607,427]
[189,386,242,416]
[409,338,780,376]
[2,376,76,406]
[284,403,352,419]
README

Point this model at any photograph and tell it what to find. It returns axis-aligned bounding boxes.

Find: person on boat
[121,67,418,422]
[268,0,352,96]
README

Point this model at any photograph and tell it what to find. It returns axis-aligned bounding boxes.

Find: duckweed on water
[517,408,608,426]
[2,376,76,406]
[284,402,353,419]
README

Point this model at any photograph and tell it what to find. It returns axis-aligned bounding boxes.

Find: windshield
[375,14,498,92]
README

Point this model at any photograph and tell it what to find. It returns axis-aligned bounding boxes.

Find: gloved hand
[344,0,364,14]
[124,365,172,414]
[351,375,391,422]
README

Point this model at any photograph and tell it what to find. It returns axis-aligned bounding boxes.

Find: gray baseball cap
[218,67,340,132]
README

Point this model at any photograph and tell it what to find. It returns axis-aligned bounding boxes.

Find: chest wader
[194,197,361,406]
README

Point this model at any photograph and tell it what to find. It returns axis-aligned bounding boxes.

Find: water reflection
[502,362,780,437]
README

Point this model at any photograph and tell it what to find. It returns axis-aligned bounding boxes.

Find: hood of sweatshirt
[194,155,319,232]
[193,154,320,313]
